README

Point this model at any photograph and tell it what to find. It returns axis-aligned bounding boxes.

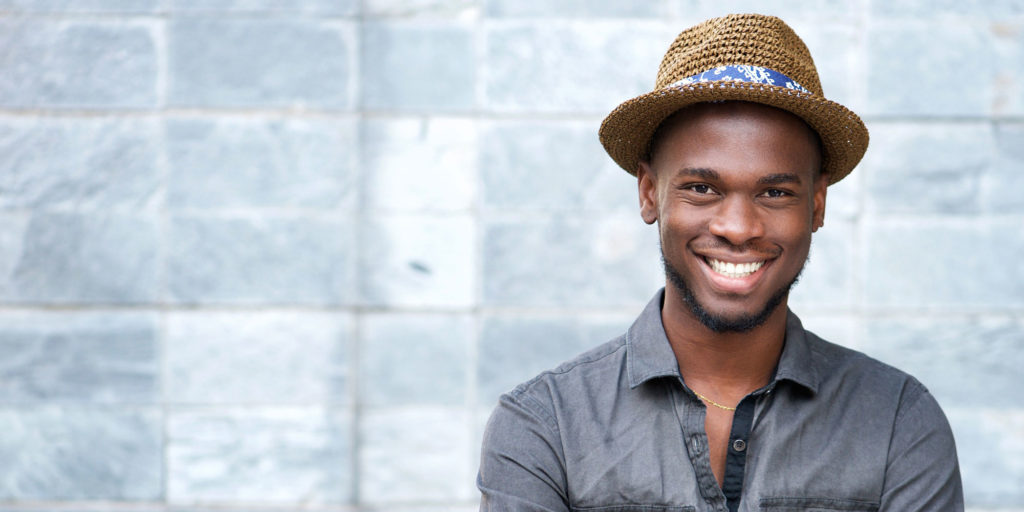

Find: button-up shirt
[478,290,963,511]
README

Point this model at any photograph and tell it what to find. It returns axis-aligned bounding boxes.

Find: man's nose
[708,196,766,246]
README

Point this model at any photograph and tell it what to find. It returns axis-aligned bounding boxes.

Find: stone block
[862,316,1024,409]
[0,117,159,210]
[166,0,356,14]
[167,408,351,504]
[982,123,1024,213]
[362,117,477,212]
[860,122,993,214]
[0,19,157,109]
[360,215,475,308]
[484,22,671,113]
[788,221,855,310]
[359,407,473,503]
[168,19,353,109]
[477,313,632,406]
[0,407,161,499]
[364,0,477,17]
[993,23,1024,116]
[360,22,475,111]
[165,312,351,405]
[485,0,664,17]
[871,0,1024,18]
[865,220,1024,308]
[0,312,157,404]
[479,120,637,211]
[166,117,356,210]
[0,0,157,11]
[482,216,662,307]
[674,0,859,22]
[866,24,994,117]
[946,408,1024,506]
[794,313,859,350]
[0,213,158,304]
[167,216,354,305]
[360,313,471,407]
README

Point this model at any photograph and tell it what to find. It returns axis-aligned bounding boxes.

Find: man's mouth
[705,257,766,278]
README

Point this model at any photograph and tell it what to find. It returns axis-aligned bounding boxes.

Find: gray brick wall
[0,1,1021,510]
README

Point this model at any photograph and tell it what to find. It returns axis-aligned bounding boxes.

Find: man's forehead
[649,101,824,178]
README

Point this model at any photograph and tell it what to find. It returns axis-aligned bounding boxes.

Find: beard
[661,247,806,333]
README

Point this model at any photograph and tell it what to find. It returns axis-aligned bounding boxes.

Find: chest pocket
[571,506,695,512]
[759,497,878,511]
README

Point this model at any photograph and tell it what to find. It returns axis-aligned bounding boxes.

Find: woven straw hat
[599,13,868,185]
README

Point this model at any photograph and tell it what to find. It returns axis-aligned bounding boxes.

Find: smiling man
[478,13,963,512]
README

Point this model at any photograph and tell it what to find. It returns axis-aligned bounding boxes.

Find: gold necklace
[693,390,736,411]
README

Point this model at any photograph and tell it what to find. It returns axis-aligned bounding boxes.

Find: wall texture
[0,0,1021,510]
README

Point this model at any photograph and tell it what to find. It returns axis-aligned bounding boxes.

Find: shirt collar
[626,288,820,394]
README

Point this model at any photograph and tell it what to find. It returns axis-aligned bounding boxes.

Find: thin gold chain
[693,390,736,411]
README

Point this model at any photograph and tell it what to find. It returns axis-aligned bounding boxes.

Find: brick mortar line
[1,304,1023,318]
[0,11,361,20]
[2,109,1023,123]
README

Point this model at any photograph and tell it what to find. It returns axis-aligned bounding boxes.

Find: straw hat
[599,13,868,185]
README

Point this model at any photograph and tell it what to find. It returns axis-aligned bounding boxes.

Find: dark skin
[636,102,826,487]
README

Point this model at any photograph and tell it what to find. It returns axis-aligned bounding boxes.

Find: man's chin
[686,304,782,334]
[662,253,800,334]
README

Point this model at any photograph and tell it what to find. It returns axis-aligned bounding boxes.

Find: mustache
[689,241,782,259]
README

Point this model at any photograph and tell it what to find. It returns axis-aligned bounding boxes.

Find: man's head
[638,101,826,332]
[597,13,868,333]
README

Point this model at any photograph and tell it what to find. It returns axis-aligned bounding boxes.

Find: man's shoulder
[803,328,929,404]
[505,334,629,408]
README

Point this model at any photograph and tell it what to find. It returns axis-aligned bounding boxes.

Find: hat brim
[598,80,869,186]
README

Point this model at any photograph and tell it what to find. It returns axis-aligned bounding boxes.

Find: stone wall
[0,0,1021,510]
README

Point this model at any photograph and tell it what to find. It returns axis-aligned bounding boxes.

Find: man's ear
[811,173,827,232]
[638,161,659,225]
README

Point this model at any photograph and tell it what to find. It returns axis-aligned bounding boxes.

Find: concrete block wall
[0,0,1021,510]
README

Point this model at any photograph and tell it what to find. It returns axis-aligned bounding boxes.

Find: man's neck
[661,285,788,399]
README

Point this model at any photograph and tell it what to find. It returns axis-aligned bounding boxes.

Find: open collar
[626,289,820,394]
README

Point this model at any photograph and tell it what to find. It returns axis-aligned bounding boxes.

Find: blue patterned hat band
[669,65,811,95]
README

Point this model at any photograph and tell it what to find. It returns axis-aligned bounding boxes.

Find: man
[477,13,963,512]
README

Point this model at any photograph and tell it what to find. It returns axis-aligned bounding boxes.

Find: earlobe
[638,162,658,225]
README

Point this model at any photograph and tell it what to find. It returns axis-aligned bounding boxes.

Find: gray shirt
[478,290,963,511]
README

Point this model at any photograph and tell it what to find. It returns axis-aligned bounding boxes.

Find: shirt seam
[892,378,927,427]
[518,390,562,435]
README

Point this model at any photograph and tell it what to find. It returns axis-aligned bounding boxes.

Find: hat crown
[655,14,823,96]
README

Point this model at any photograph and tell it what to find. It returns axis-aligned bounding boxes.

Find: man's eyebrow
[758,173,802,186]
[676,167,720,180]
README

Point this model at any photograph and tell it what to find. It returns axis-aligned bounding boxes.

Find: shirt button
[732,439,747,452]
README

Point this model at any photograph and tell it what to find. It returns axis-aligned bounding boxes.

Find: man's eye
[763,188,789,198]
[686,184,714,195]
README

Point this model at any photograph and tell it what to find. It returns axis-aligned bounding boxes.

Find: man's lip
[696,253,775,293]
[698,255,771,265]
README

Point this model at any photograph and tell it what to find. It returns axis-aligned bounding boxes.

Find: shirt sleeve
[478,390,570,512]
[879,381,964,512]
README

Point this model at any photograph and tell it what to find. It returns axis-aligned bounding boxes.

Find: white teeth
[708,258,764,278]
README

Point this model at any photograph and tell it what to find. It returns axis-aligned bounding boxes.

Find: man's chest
[557,388,889,512]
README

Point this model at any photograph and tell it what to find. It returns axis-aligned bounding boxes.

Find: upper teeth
[708,258,764,278]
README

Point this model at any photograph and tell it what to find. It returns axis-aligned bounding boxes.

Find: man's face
[637,102,827,333]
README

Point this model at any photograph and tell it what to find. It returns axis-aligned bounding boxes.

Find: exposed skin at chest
[704,405,735,487]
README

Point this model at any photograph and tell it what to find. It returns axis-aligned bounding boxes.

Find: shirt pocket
[759,497,879,512]
[571,506,695,512]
